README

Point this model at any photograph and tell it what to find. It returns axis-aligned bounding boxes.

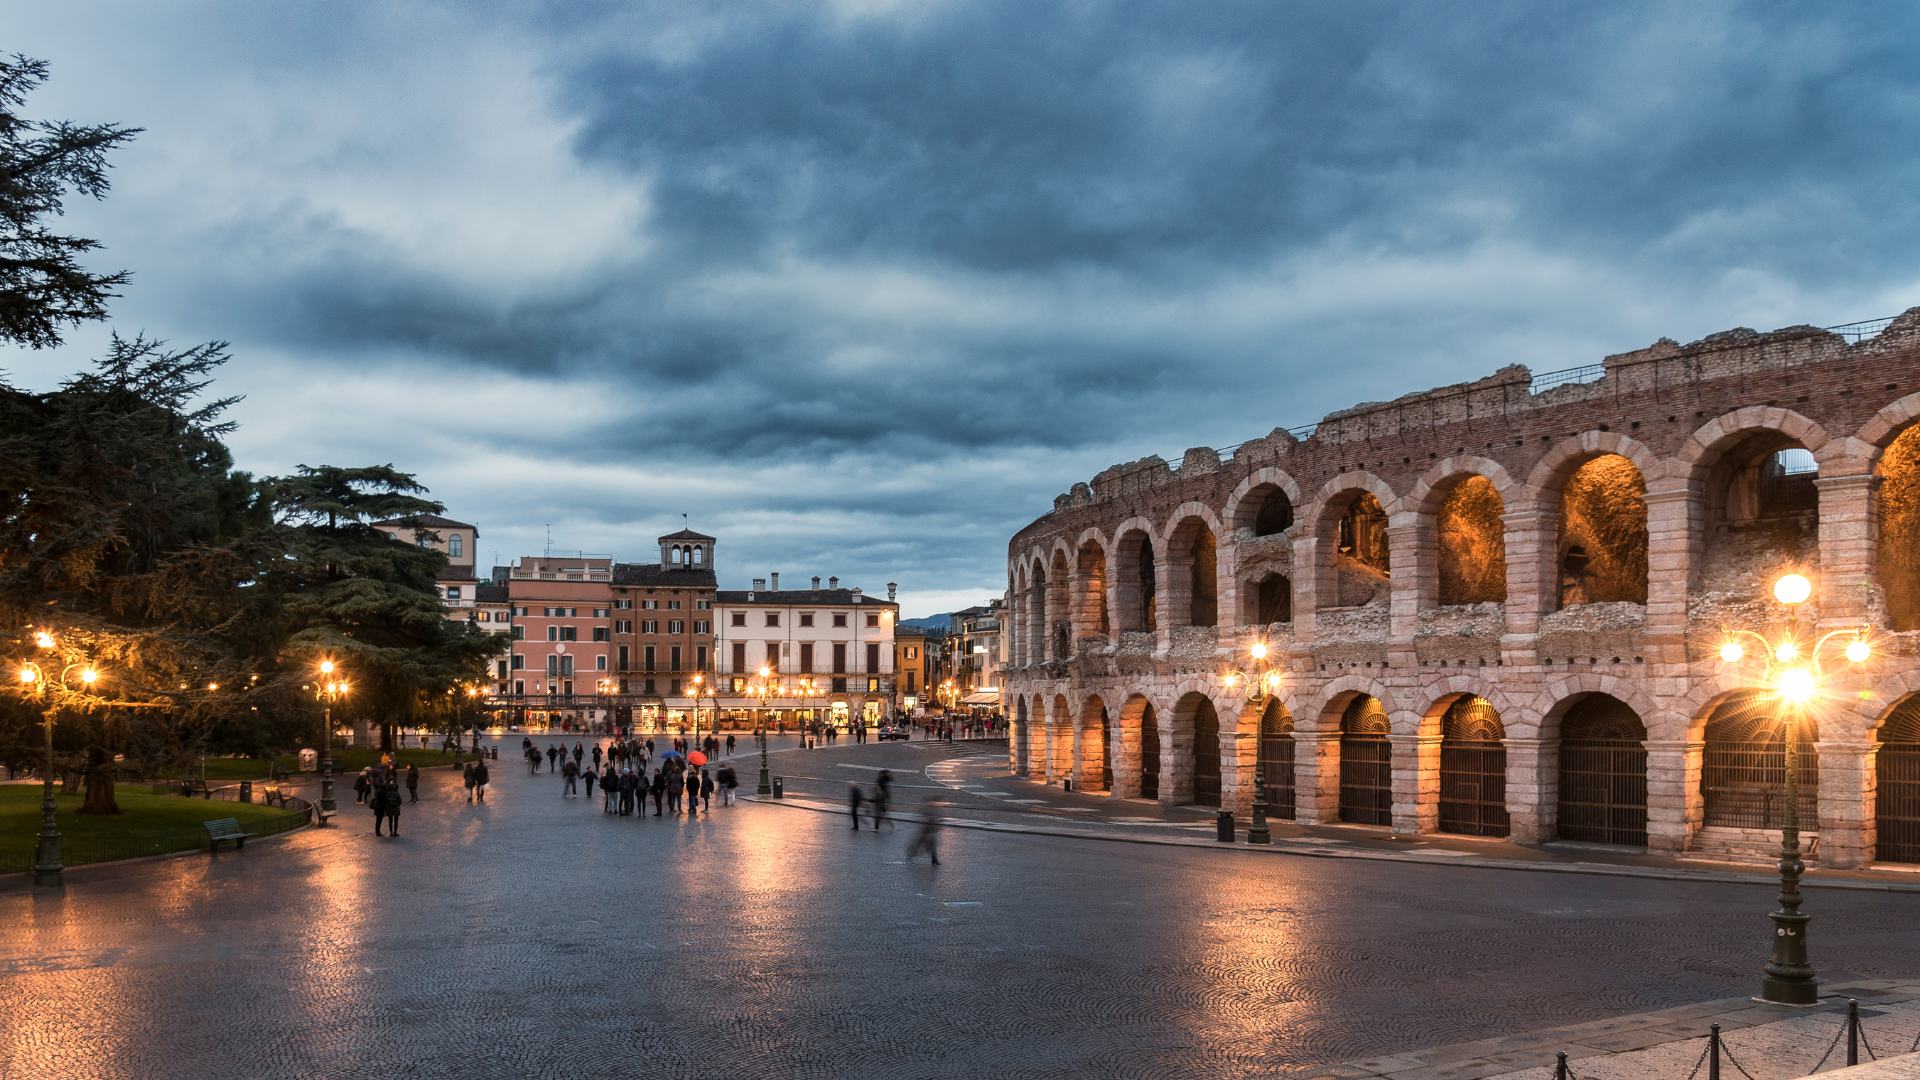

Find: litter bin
[489,747,498,760]
[1216,811,1234,843]
[298,748,318,773]
[1063,777,1074,792]
[239,780,252,803]
[773,777,785,799]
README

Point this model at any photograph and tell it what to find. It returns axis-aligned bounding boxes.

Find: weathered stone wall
[1003,308,1920,868]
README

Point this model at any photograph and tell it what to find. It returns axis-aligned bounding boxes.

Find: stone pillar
[1646,737,1700,853]
[1642,482,1693,665]
[1216,542,1243,637]
[1053,716,1075,784]
[1501,506,1556,662]
[1391,731,1441,835]
[1505,737,1552,843]
[1293,729,1341,824]
[1815,739,1874,869]
[1291,536,1321,643]
[1223,708,1258,818]
[1110,709,1142,799]
[1161,706,1194,804]
[1815,470,1880,627]
[1153,556,1175,653]
[1386,519,1424,667]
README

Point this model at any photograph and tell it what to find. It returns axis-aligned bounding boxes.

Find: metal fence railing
[1550,998,1912,1079]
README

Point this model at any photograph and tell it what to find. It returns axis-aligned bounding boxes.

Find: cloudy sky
[10,2,1920,617]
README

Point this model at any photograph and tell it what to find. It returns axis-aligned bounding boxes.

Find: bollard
[1848,998,1859,1066]
[1216,810,1234,842]
[1710,1024,1721,1080]
[239,780,252,804]
[773,777,784,799]
[1555,1051,1567,1080]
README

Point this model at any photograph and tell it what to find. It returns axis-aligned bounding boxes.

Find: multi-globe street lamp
[314,660,349,819]
[1221,640,1283,845]
[750,665,783,794]
[689,671,718,740]
[1716,572,1872,1006]
[937,678,959,733]
[15,630,102,887]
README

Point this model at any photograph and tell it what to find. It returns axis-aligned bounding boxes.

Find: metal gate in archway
[1260,703,1295,821]
[1193,700,1221,807]
[1556,696,1647,846]
[1876,699,1920,864]
[1099,708,1114,791]
[1339,696,1392,825]
[1140,705,1159,801]
[1438,696,1508,837]
[1702,695,1818,830]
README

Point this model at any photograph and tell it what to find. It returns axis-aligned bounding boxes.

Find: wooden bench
[261,785,292,808]
[179,778,211,799]
[309,799,335,825]
[202,817,252,852]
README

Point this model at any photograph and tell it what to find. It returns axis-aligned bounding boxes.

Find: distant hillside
[899,613,953,632]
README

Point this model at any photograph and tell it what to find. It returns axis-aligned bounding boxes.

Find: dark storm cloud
[13,0,1920,612]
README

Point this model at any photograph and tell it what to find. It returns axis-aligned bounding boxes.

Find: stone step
[1688,826,1822,865]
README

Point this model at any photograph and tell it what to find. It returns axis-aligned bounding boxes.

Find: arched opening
[1234,482,1295,537]
[1114,530,1156,634]
[1139,702,1160,800]
[1875,697,1920,863]
[1030,562,1050,660]
[1076,540,1109,639]
[1436,476,1507,605]
[1558,454,1648,608]
[1338,695,1393,825]
[1701,693,1818,830]
[671,545,684,566]
[1168,518,1218,627]
[692,546,704,566]
[1696,433,1818,604]
[1048,549,1072,660]
[1321,490,1390,610]
[1013,695,1031,775]
[1259,699,1295,821]
[1052,692,1072,782]
[1436,695,1508,837]
[1079,696,1112,793]
[1555,693,1648,846]
[1877,424,1920,629]
[1245,571,1292,626]
[1188,696,1221,807]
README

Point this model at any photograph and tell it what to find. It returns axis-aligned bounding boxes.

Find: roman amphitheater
[1002,309,1920,869]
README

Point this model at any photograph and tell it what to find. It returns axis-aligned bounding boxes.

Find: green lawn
[0,786,306,872]
[196,747,472,780]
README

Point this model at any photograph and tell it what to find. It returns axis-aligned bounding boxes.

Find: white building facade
[713,574,898,728]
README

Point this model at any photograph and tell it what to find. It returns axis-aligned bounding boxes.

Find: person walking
[383,781,402,836]
[573,741,584,766]
[583,761,596,801]
[546,744,559,773]
[473,757,490,803]
[354,768,371,804]
[908,796,944,865]
[871,769,894,831]
[699,767,714,812]
[725,733,736,756]
[718,764,737,806]
[848,784,864,831]
[526,746,539,774]
[370,781,390,836]
[562,756,579,798]
[592,743,603,770]
[463,759,478,804]
[665,763,681,815]
[405,763,419,804]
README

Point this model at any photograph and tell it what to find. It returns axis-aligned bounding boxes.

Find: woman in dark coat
[383,781,402,836]
[650,769,667,816]
[370,782,390,836]
[685,767,702,817]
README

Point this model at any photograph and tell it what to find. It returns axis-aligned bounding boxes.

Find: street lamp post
[315,660,348,818]
[690,672,717,741]
[1717,573,1871,1006]
[16,632,101,887]
[938,679,958,736]
[1222,640,1283,846]
[751,666,779,794]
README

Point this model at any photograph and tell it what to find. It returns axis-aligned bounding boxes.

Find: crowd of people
[519,735,743,819]
[352,762,419,837]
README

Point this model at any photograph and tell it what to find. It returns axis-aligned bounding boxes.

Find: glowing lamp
[1249,642,1268,661]
[1846,639,1872,665]
[1264,671,1283,691]
[80,667,99,685]
[207,682,220,692]
[18,667,38,684]
[1719,641,1744,664]
[1773,573,1813,606]
[1774,641,1799,663]
[319,660,335,675]
[1776,667,1816,705]
[1222,673,1240,688]
[32,631,54,650]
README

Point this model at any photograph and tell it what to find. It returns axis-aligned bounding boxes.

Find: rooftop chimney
[828,576,839,589]
[812,576,821,589]
[887,581,897,602]
[852,586,862,602]
[752,577,766,591]
[770,571,779,591]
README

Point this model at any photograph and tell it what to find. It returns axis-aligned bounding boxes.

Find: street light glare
[18,667,36,684]
[80,667,98,685]
[1249,641,1268,661]
[1776,666,1816,704]
[1773,573,1813,606]
[1846,638,1872,665]
[32,630,54,650]
[319,660,335,675]
[1719,641,1744,664]
[1774,641,1799,663]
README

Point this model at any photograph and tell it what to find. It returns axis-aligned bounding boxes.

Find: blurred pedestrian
[871,769,894,831]
[354,768,372,804]
[562,756,579,797]
[700,767,714,812]
[370,782,390,835]
[908,797,944,865]
[405,763,419,804]
[546,744,559,772]
[473,757,490,803]
[602,764,618,813]
[725,733,736,756]
[718,764,738,806]
[463,759,478,804]
[848,784,864,831]
[651,768,666,816]
[383,781,402,836]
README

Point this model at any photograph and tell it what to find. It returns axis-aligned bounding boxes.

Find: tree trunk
[80,766,120,814]
[60,768,83,795]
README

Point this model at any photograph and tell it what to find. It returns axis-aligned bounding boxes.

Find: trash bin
[1063,777,1074,793]
[239,780,252,803]
[489,747,498,759]
[1216,811,1234,843]
[773,777,785,799]
[298,748,319,773]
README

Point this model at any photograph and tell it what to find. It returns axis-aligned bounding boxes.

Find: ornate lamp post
[938,678,959,733]
[15,630,102,887]
[1222,640,1283,845]
[314,660,349,818]
[1717,572,1871,1006]
[750,666,781,794]
[689,671,718,740]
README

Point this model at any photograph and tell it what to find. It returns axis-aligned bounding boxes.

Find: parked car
[877,724,911,741]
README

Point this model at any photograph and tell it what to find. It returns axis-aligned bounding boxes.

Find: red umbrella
[687,750,709,767]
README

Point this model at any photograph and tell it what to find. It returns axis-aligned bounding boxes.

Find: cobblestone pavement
[4,738,1920,1080]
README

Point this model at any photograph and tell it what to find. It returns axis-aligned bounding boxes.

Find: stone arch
[1051,692,1073,784]
[1522,431,1664,510]
[1116,694,1160,800]
[1554,453,1650,608]
[1110,519,1158,635]
[1241,568,1293,627]
[1250,696,1296,821]
[1028,555,1051,663]
[1697,690,1819,831]
[1679,408,1827,601]
[1855,391,1920,450]
[1414,676,1523,736]
[1423,690,1511,837]
[1528,673,1658,743]
[1309,676,1402,733]
[1173,690,1222,806]
[1433,473,1509,606]
[1162,504,1223,628]
[1027,693,1051,781]
[1875,418,1920,629]
[1047,547,1073,661]
[1306,472,1396,612]
[1077,694,1112,792]
[1871,694,1920,864]
[1074,535,1110,640]
[1545,690,1650,847]
[1335,691,1394,826]
[1225,466,1303,538]
[1012,694,1031,775]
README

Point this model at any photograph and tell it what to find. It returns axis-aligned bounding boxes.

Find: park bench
[178,778,211,798]
[202,817,252,852]
[308,799,335,825]
[261,784,292,808]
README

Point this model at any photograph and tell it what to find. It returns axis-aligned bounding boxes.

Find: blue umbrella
[657,749,684,760]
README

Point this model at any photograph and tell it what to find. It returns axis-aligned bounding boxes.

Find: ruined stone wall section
[1003,308,1920,869]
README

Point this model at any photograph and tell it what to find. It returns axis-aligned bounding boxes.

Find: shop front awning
[960,691,1000,706]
